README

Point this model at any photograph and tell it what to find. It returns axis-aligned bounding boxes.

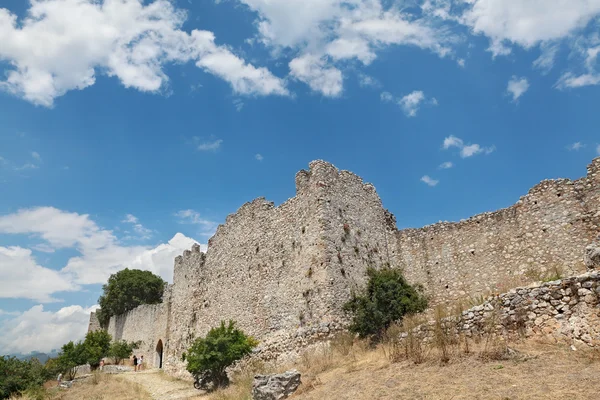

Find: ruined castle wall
[396,159,600,306]
[163,161,398,372]
[411,271,600,348]
[92,158,600,376]
[87,312,101,332]
[106,301,169,368]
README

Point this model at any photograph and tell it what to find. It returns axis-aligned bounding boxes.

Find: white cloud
[459,0,600,57]
[289,54,343,97]
[556,42,600,89]
[124,233,203,283]
[236,0,454,95]
[439,161,453,169]
[506,76,529,102]
[0,304,99,354]
[121,213,152,240]
[399,90,426,117]
[533,43,560,73]
[31,151,42,162]
[357,73,380,88]
[442,135,494,158]
[443,135,463,149]
[0,0,287,106]
[197,139,223,152]
[255,153,264,161]
[421,175,439,187]
[567,142,585,151]
[175,209,219,237]
[0,207,203,286]
[0,309,20,317]
[380,91,394,102]
[381,90,436,117]
[0,246,77,302]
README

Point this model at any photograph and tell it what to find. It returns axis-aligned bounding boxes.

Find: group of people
[132,354,144,371]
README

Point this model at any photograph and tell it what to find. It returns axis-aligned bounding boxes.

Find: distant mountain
[6,350,59,364]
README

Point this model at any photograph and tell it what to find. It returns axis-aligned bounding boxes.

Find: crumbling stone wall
[163,161,395,374]
[396,158,600,306]
[106,300,169,369]
[95,158,600,376]
[88,312,101,333]
[411,271,600,347]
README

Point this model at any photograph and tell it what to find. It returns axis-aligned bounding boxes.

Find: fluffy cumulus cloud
[0,246,77,302]
[0,0,287,106]
[289,54,343,97]
[381,90,437,117]
[236,0,455,95]
[422,0,600,89]
[0,207,206,293]
[458,0,600,56]
[443,135,494,158]
[506,76,530,102]
[0,304,98,354]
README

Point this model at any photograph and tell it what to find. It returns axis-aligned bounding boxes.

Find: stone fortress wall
[92,158,600,375]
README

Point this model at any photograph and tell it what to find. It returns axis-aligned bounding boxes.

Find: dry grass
[11,373,151,400]
[51,373,151,400]
[293,340,600,400]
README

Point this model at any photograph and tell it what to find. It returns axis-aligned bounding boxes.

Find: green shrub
[108,340,141,365]
[56,341,87,380]
[0,356,47,399]
[185,321,258,389]
[96,268,166,327]
[82,330,112,369]
[343,267,428,340]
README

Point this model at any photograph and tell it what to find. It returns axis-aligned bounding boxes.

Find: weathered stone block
[252,370,301,400]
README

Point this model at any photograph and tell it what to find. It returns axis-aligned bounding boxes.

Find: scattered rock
[584,243,600,269]
[252,370,301,400]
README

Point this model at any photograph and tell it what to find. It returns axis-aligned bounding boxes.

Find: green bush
[82,330,112,369]
[185,321,258,389]
[108,340,140,365]
[0,356,47,399]
[53,330,112,380]
[55,341,87,380]
[343,267,428,340]
[96,268,166,327]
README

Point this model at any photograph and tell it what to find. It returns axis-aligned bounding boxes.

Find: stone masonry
[90,158,600,376]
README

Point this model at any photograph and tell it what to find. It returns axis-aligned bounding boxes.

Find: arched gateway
[156,339,164,369]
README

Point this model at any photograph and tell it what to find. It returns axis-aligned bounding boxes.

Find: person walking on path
[133,355,138,372]
[139,355,144,371]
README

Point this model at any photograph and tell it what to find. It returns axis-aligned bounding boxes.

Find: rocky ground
[119,370,202,400]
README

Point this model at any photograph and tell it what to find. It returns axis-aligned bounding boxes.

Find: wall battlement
[95,158,600,375]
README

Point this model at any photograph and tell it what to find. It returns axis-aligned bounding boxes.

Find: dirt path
[120,370,204,400]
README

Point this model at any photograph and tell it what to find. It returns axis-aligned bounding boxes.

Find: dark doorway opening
[156,339,163,369]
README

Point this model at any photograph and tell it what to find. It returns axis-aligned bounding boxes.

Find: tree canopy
[0,356,48,399]
[108,340,141,365]
[185,321,257,389]
[96,268,166,327]
[343,267,428,339]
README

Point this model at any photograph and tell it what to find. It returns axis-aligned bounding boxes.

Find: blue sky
[1,0,600,354]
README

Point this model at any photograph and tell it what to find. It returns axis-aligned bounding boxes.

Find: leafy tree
[185,321,257,389]
[0,356,47,399]
[96,268,166,327]
[82,330,112,369]
[343,267,428,340]
[56,341,87,380]
[108,340,141,365]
